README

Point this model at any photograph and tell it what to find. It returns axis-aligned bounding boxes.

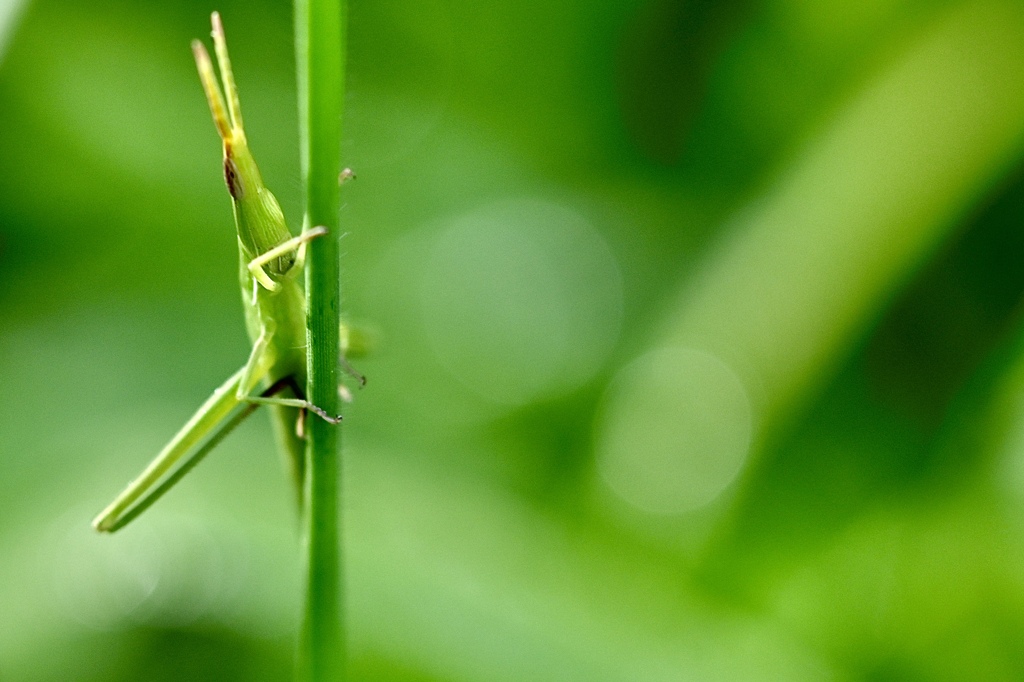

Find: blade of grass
[295,0,346,678]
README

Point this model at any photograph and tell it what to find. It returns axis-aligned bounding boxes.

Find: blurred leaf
[594,0,1024,530]
[0,0,27,64]
[616,0,754,164]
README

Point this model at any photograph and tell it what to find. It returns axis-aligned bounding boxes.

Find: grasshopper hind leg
[93,372,304,533]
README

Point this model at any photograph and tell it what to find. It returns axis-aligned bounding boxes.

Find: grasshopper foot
[306,403,342,424]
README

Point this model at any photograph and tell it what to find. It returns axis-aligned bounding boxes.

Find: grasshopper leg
[237,324,342,424]
[247,227,328,291]
[338,321,367,387]
[339,355,366,388]
[93,375,302,533]
[243,394,342,424]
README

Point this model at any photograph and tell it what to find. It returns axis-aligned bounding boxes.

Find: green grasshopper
[93,12,354,533]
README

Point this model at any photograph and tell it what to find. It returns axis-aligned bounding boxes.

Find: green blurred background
[5,0,1024,679]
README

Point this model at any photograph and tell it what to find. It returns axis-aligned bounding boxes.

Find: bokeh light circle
[597,347,753,515]
[420,198,622,406]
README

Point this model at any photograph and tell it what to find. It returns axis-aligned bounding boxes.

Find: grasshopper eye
[224,157,244,199]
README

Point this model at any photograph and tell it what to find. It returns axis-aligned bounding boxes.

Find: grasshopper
[93,12,354,533]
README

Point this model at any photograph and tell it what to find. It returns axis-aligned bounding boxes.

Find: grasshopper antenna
[192,39,231,143]
[210,12,245,133]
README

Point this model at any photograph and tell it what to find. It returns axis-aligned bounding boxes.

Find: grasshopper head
[193,13,293,275]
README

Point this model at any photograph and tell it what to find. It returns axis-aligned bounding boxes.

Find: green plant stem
[295,0,345,679]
